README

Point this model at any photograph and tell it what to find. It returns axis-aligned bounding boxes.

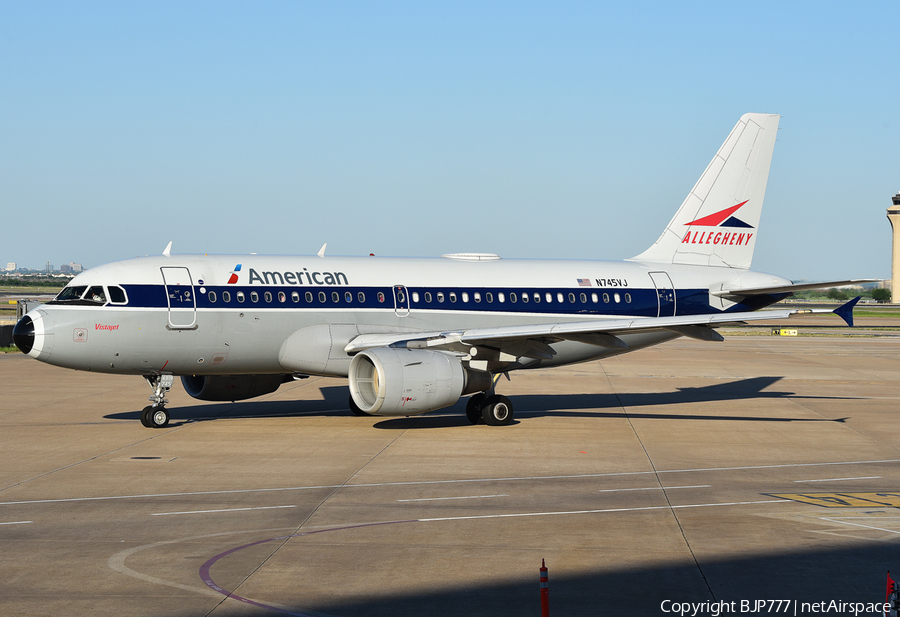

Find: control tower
[889,191,900,302]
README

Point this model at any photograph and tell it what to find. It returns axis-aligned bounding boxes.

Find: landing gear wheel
[481,395,514,426]
[466,394,485,425]
[349,395,370,416]
[148,406,169,428]
[140,405,154,428]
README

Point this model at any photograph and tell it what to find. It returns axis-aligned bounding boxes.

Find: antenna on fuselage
[162,241,173,257]
[317,243,327,258]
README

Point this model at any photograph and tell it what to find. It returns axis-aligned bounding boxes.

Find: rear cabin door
[161,267,197,328]
[648,271,676,318]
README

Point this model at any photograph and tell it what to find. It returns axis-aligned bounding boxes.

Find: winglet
[162,241,173,257]
[833,296,861,327]
[317,243,327,258]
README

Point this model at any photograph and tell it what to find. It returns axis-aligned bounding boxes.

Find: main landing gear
[465,376,515,427]
[141,374,174,428]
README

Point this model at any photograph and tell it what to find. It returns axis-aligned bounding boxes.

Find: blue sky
[2,1,898,280]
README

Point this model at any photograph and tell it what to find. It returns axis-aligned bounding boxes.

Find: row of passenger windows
[205,289,633,305]
[411,290,632,305]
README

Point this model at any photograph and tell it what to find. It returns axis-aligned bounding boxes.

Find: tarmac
[2,330,900,616]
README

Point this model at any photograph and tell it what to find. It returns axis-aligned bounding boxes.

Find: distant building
[5,262,15,272]
[61,264,72,273]
[889,191,900,302]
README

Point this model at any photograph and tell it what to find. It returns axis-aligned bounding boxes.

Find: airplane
[12,113,872,429]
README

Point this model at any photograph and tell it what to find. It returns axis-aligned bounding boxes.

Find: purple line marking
[199,520,416,615]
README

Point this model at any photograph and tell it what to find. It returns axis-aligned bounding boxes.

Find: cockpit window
[108,286,127,304]
[56,286,87,301]
[86,286,107,304]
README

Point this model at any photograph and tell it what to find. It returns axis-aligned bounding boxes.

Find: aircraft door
[648,271,676,317]
[161,267,197,328]
[392,285,410,317]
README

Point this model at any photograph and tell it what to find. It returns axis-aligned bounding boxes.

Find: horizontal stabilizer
[711,279,880,298]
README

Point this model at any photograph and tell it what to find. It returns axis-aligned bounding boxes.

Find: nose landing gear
[141,374,174,428]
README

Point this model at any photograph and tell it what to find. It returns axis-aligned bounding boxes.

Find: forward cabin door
[161,267,197,328]
[648,271,676,317]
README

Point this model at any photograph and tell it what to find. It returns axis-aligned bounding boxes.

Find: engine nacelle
[181,374,286,402]
[348,347,491,416]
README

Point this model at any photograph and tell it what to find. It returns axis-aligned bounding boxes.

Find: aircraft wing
[345,298,860,358]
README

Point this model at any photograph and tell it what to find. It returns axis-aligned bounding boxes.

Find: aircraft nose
[13,315,35,355]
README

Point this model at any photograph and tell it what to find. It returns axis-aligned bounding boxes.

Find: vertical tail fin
[630,113,780,269]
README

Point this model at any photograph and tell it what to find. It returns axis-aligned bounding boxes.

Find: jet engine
[348,347,491,416]
[181,374,287,402]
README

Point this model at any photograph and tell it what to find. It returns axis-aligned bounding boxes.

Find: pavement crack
[598,361,717,602]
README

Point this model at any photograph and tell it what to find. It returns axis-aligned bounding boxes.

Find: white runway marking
[793,476,882,483]
[3,458,896,506]
[818,517,900,536]
[397,494,508,502]
[0,520,32,525]
[419,499,790,522]
[598,485,710,493]
[151,505,296,516]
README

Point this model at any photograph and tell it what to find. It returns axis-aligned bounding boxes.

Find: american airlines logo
[681,201,754,246]
[226,264,349,286]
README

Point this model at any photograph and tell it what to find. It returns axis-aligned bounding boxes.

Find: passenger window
[424,292,432,303]
[462,292,469,303]
[292,291,299,303]
[534,293,540,303]
[579,293,586,303]
[264,291,272,303]
[345,291,353,302]
[412,292,419,303]
[377,292,385,303]
[305,291,313,303]
[546,292,553,303]
[278,292,286,303]
[624,293,632,303]
[108,286,127,304]
[87,286,106,304]
[555,292,562,303]
[449,292,457,303]
[486,292,493,303]
[591,293,598,303]
[510,292,517,303]
[614,293,621,303]
[237,291,245,303]
[473,292,480,303]
[569,293,576,303]
[319,291,327,303]
[223,291,231,303]
[603,293,610,303]
[521,293,528,304]
[358,292,365,302]
[251,291,259,303]
[437,292,445,303]
[208,291,217,303]
[332,291,339,302]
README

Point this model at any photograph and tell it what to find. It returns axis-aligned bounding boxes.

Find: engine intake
[349,347,491,416]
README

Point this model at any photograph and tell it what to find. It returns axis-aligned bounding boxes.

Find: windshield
[55,286,87,301]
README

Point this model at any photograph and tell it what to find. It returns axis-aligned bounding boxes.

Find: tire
[466,394,485,425]
[140,406,154,428]
[349,395,370,416]
[149,406,170,428]
[481,395,514,426]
